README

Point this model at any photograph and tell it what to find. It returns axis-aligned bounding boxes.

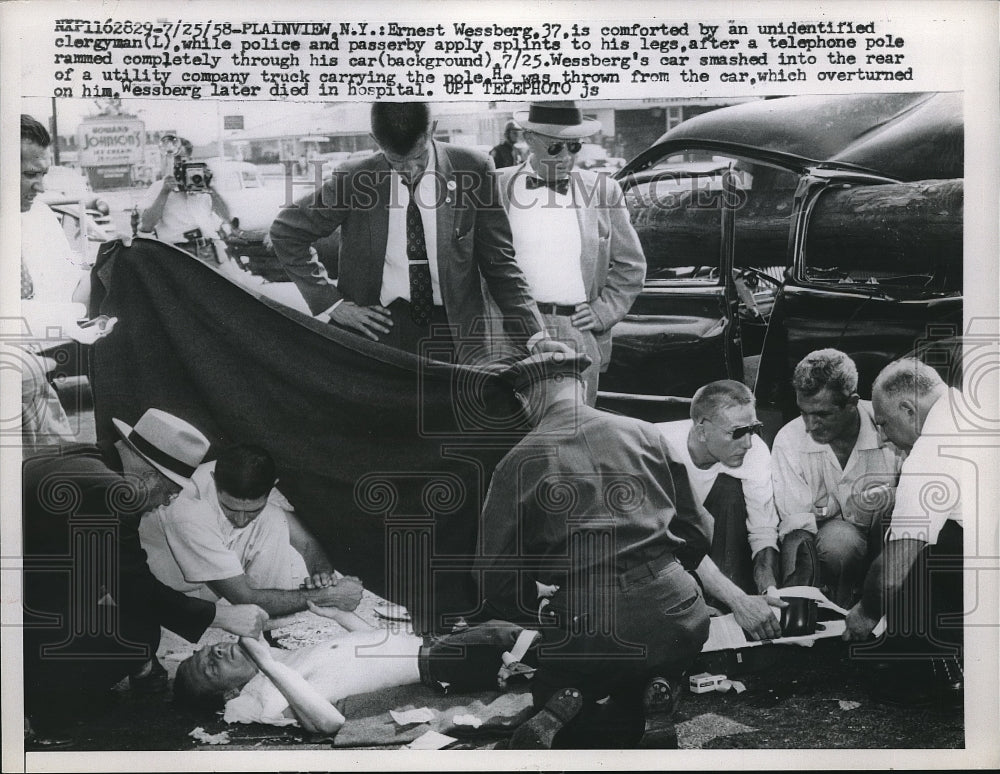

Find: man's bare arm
[207,574,362,617]
[239,637,345,735]
[695,555,786,641]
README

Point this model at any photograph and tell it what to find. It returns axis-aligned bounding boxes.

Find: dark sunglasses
[546,140,582,156]
[702,418,764,440]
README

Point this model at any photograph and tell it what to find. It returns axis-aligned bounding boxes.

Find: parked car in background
[206,159,289,233]
[597,92,963,427]
[575,142,625,173]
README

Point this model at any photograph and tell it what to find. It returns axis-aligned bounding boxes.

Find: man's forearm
[859,538,926,620]
[695,554,742,607]
[207,580,349,617]
[752,547,779,594]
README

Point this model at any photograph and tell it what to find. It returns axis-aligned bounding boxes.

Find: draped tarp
[89,238,529,632]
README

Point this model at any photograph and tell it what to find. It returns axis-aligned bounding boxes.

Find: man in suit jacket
[494,101,646,404]
[269,102,551,361]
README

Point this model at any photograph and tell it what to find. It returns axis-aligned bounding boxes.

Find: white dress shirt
[380,153,441,307]
[771,400,905,536]
[506,172,586,305]
[887,389,964,545]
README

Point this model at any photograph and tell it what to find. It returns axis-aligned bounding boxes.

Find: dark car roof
[655,92,962,181]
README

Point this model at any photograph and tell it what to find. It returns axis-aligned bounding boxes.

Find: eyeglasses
[545,140,582,156]
[701,417,764,440]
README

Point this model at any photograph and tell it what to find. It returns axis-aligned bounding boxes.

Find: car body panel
[651,91,962,181]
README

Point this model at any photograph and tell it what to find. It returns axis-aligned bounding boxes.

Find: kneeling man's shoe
[506,687,583,749]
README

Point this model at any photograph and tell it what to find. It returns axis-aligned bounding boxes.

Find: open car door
[598,145,802,422]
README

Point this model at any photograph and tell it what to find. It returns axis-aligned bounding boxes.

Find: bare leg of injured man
[173,602,541,735]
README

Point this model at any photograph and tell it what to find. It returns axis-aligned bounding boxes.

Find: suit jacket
[269,141,544,350]
[495,163,646,368]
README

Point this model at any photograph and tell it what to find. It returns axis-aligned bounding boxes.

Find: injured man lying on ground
[173,603,542,737]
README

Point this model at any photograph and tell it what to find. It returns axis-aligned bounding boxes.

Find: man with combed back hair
[771,349,904,608]
[140,443,362,616]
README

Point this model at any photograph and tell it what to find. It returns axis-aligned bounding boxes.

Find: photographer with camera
[139,135,233,265]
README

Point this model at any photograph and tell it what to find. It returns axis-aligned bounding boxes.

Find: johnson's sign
[77,118,145,166]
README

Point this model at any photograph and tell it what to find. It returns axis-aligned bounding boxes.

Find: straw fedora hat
[513,101,601,139]
[112,408,210,487]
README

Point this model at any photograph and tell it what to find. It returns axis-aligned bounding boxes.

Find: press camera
[159,133,213,193]
[172,159,213,192]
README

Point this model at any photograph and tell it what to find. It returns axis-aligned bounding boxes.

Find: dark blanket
[89,239,529,632]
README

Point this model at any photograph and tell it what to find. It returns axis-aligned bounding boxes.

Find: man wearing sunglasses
[657,380,787,640]
[771,349,905,608]
[491,101,646,404]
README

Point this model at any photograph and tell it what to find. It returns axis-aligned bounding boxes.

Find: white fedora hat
[112,408,210,487]
[514,101,601,139]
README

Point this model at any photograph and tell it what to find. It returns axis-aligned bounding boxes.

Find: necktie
[525,176,570,195]
[21,259,34,300]
[406,180,433,327]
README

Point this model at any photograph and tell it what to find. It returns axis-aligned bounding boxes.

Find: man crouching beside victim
[174,602,541,735]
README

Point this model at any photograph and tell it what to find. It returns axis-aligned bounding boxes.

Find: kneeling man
[657,380,780,596]
[771,349,904,607]
[141,443,362,616]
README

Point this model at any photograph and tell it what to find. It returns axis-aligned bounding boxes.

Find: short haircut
[172,656,226,712]
[873,357,945,400]
[214,444,276,499]
[178,137,194,156]
[370,102,430,155]
[792,348,858,402]
[690,379,754,422]
[21,114,51,148]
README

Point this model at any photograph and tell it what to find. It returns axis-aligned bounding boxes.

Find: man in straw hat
[22,408,268,741]
[473,351,713,748]
[490,101,646,404]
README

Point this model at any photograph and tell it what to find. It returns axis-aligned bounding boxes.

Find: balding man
[843,358,964,707]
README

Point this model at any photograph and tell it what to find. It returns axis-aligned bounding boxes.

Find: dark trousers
[419,619,533,693]
[886,520,964,660]
[530,557,710,747]
[854,520,964,664]
[703,473,756,596]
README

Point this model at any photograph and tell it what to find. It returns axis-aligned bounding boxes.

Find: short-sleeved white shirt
[887,389,964,545]
[139,461,306,600]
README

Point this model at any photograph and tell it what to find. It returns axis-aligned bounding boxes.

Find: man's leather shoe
[506,687,584,749]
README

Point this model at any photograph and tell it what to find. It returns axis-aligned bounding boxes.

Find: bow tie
[525,176,570,194]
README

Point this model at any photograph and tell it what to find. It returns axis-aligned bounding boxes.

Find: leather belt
[537,302,578,316]
[616,550,678,586]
